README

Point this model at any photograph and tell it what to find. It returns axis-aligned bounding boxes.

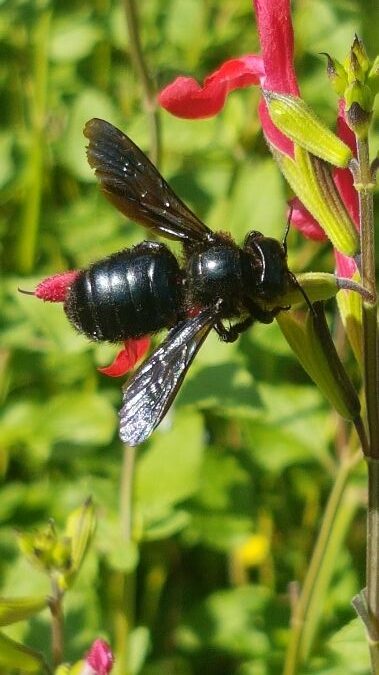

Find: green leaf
[105,539,139,573]
[42,392,117,446]
[0,596,47,626]
[179,358,262,417]
[243,383,333,472]
[50,15,101,62]
[176,586,271,658]
[135,412,204,523]
[226,159,285,243]
[141,657,192,675]
[0,630,47,672]
[143,510,190,541]
[56,90,119,180]
[183,449,254,551]
[65,497,96,582]
[129,626,151,675]
[326,618,370,673]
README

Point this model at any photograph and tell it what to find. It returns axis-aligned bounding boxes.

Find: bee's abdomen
[64,242,183,342]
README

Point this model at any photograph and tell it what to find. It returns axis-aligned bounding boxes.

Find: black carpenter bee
[60,119,299,446]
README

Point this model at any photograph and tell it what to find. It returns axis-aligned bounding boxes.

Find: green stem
[120,445,136,542]
[355,138,379,456]
[283,452,361,675]
[17,9,51,274]
[49,576,64,669]
[367,459,379,657]
[353,136,379,671]
[124,0,161,167]
[112,445,137,675]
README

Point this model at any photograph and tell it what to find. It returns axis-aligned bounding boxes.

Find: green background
[0,0,378,673]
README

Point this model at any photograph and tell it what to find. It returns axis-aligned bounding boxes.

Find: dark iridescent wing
[119,305,220,446]
[84,118,213,244]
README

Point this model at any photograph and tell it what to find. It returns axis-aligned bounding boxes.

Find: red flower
[158,0,359,278]
[98,336,151,377]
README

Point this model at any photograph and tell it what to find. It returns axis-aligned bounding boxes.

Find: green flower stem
[120,445,136,542]
[49,576,64,669]
[283,452,361,675]
[114,445,137,675]
[367,458,379,655]
[16,9,51,274]
[355,137,379,456]
[124,0,161,167]
[353,135,379,667]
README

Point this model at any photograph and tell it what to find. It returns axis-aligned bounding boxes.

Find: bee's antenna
[18,287,35,296]
[282,204,294,256]
[289,272,315,315]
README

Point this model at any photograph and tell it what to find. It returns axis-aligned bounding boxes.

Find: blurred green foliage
[1,0,378,673]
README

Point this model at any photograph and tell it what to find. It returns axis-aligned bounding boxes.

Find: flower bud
[345,82,373,138]
[368,55,379,95]
[18,522,58,573]
[345,48,364,84]
[321,53,348,97]
[264,91,353,167]
[65,498,96,582]
[351,35,370,77]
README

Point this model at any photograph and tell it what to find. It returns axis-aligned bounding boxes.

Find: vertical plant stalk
[353,136,379,668]
[49,576,64,669]
[283,452,361,675]
[124,0,161,167]
[17,9,51,274]
[120,445,137,542]
[355,137,379,455]
[112,445,137,675]
[367,458,379,673]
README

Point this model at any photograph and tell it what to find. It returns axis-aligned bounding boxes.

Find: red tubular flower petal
[333,100,359,228]
[253,0,299,95]
[34,271,79,303]
[86,639,114,674]
[158,55,265,119]
[258,98,294,156]
[335,250,358,278]
[98,337,150,378]
[254,0,299,155]
[289,197,328,241]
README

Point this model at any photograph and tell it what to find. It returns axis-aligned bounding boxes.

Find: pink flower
[158,0,359,278]
[84,639,114,675]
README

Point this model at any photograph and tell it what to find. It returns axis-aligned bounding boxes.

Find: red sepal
[158,55,264,119]
[98,337,151,378]
[35,271,80,303]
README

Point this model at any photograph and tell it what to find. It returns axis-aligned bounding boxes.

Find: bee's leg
[214,317,254,343]
[244,299,282,324]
